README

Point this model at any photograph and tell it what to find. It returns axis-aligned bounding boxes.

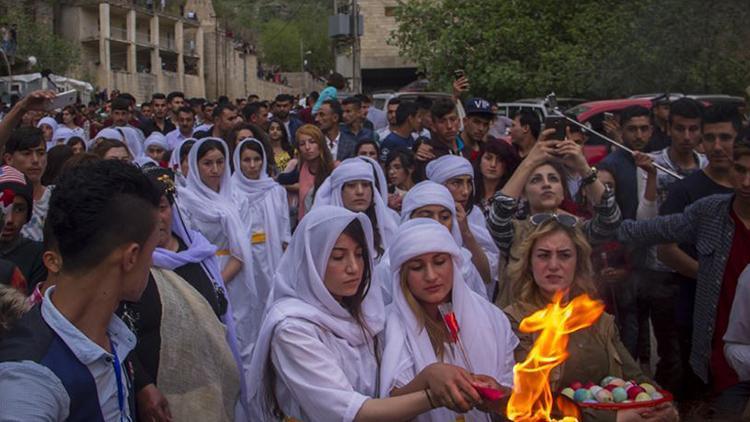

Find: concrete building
[53,0,294,102]
[333,0,418,93]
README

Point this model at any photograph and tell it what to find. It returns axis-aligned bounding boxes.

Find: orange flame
[507,292,605,421]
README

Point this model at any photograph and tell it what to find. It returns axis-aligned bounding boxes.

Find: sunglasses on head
[529,212,578,228]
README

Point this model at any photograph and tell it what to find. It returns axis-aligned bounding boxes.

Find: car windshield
[567,104,590,118]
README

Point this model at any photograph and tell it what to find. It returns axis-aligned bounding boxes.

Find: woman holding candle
[381,218,517,421]
[504,217,677,422]
[246,206,480,421]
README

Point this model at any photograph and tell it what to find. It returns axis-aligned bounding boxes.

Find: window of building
[385,6,397,17]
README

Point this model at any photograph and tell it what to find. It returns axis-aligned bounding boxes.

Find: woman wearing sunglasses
[504,217,677,422]
[488,129,621,307]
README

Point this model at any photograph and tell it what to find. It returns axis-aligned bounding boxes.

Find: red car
[567,98,654,164]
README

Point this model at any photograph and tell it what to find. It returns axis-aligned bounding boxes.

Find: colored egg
[583,399,597,403]
[584,381,596,389]
[601,376,616,386]
[570,381,583,391]
[612,387,627,403]
[561,387,575,400]
[650,391,664,400]
[623,381,635,391]
[611,378,626,387]
[595,389,614,403]
[639,383,656,395]
[589,385,603,396]
[635,392,652,402]
[604,384,618,392]
[574,388,593,402]
[627,386,645,400]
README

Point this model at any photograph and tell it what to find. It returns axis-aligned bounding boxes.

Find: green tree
[0,4,79,76]
[391,0,750,100]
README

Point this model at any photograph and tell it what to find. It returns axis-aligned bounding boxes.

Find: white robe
[380,219,518,422]
[246,206,385,421]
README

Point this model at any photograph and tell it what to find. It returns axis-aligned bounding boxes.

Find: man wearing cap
[459,98,494,162]
[0,165,46,293]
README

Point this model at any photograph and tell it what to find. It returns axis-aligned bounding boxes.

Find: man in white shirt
[165,106,195,150]
[0,160,161,421]
[377,98,401,140]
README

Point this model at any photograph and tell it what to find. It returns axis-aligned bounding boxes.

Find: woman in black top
[119,168,243,422]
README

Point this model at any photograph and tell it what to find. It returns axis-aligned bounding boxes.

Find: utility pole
[351,0,360,93]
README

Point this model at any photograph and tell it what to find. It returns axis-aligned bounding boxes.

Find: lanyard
[109,337,127,422]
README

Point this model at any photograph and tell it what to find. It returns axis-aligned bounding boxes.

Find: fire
[506,292,605,422]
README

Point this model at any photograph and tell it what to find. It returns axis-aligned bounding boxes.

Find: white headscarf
[247,206,385,419]
[144,132,170,153]
[313,158,398,250]
[425,154,474,185]
[425,155,501,287]
[92,127,136,158]
[37,116,58,132]
[380,219,517,421]
[232,137,290,282]
[177,137,259,346]
[118,126,144,158]
[357,155,388,203]
[394,181,488,300]
[400,181,463,244]
[169,137,197,187]
[49,126,75,150]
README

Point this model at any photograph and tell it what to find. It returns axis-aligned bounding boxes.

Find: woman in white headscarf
[232,137,291,306]
[176,137,259,359]
[246,206,473,421]
[169,138,197,187]
[375,181,489,303]
[49,127,75,150]
[313,158,398,258]
[36,116,58,148]
[143,132,170,163]
[426,155,500,288]
[381,219,517,421]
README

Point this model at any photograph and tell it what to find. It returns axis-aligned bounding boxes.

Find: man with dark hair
[189,97,206,126]
[414,96,433,139]
[377,98,401,140]
[142,93,176,137]
[194,103,238,145]
[647,94,672,152]
[242,102,269,129]
[165,106,195,150]
[139,101,153,125]
[413,98,462,179]
[166,91,185,121]
[459,97,494,162]
[236,98,248,109]
[599,105,653,220]
[3,127,50,242]
[380,102,418,162]
[340,96,376,143]
[315,99,357,160]
[0,165,46,292]
[632,97,707,394]
[104,98,145,157]
[355,93,384,131]
[247,94,260,103]
[194,102,215,133]
[618,134,750,417]
[654,104,741,400]
[509,109,541,158]
[273,93,303,144]
[0,160,161,421]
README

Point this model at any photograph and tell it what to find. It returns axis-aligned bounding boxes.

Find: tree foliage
[391,0,750,100]
[0,3,79,76]
[213,0,333,76]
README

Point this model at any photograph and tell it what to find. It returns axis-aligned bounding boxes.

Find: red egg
[604,384,618,392]
[584,381,595,389]
[570,381,583,390]
[626,386,645,400]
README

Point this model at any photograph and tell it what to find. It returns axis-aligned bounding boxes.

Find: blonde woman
[381,218,517,421]
[504,216,677,422]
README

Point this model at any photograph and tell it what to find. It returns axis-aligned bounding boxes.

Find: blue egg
[612,387,627,403]
[574,388,593,402]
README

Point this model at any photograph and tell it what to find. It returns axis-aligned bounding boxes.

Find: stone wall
[358,0,414,70]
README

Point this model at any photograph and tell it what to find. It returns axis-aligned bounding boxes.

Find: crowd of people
[0,69,747,422]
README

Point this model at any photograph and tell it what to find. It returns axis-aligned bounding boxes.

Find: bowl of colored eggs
[558,376,672,410]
